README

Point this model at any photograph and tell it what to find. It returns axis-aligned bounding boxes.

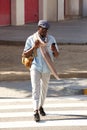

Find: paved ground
[1,78,87,98]
[0,18,87,129]
[0,18,87,81]
[0,18,87,44]
[0,96,87,129]
[0,44,87,81]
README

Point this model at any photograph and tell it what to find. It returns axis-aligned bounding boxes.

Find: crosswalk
[0,96,87,129]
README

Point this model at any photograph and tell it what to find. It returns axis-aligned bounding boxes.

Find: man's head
[38,20,50,37]
[38,20,50,29]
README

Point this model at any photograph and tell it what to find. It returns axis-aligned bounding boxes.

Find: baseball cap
[38,20,50,29]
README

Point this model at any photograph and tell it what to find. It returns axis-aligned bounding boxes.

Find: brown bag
[22,48,37,68]
[22,56,34,68]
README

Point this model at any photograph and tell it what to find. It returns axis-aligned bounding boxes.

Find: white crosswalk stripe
[0,96,87,129]
[0,110,87,118]
[0,120,87,129]
[0,103,87,109]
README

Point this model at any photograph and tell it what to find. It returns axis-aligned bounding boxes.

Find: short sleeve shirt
[24,32,59,73]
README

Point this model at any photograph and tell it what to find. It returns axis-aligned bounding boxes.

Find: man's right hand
[33,40,40,49]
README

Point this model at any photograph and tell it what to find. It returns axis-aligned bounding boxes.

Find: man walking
[22,20,59,122]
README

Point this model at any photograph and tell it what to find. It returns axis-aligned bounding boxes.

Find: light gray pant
[30,69,50,111]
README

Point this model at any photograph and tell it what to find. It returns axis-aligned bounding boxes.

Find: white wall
[11,0,87,25]
[11,0,24,25]
[58,0,64,20]
[46,0,57,21]
[82,0,87,16]
[65,0,79,16]
[39,0,57,21]
[39,0,44,20]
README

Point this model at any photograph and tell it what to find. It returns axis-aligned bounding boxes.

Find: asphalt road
[0,96,87,130]
[0,78,87,98]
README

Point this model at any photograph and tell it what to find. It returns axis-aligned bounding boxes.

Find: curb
[0,41,87,46]
[0,72,87,81]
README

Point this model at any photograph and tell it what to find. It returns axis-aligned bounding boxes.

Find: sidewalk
[0,18,87,81]
[0,18,87,44]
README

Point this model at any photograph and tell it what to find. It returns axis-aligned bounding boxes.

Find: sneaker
[34,110,40,122]
[39,106,46,116]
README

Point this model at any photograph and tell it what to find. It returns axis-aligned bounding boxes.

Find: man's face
[38,27,48,37]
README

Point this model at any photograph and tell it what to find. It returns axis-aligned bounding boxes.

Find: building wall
[82,0,87,16]
[58,0,64,20]
[39,0,58,21]
[39,0,44,20]
[0,0,11,26]
[0,0,87,26]
[46,0,57,21]
[25,0,39,23]
[65,0,79,17]
[11,0,24,25]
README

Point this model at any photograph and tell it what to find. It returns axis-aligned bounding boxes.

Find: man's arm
[22,40,40,58]
[51,43,59,57]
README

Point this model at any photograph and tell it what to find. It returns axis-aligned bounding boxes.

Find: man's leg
[30,70,42,122]
[30,70,41,111]
[39,73,50,108]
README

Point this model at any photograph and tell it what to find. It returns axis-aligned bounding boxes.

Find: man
[22,20,59,122]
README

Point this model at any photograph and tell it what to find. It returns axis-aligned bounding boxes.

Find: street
[0,96,87,130]
[0,78,87,130]
[0,11,87,129]
[0,78,87,98]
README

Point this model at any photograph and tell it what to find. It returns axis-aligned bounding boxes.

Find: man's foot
[34,110,40,122]
[39,106,46,116]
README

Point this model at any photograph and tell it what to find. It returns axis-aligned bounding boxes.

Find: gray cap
[38,20,50,29]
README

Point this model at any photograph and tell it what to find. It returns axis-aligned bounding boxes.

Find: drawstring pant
[30,69,50,111]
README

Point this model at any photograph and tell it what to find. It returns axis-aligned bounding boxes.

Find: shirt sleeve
[24,37,32,52]
[51,36,59,52]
